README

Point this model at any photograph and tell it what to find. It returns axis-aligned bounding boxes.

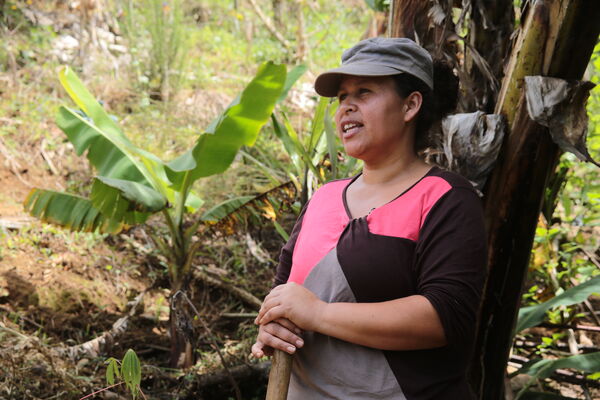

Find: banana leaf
[516,276,600,332]
[59,66,126,140]
[201,196,255,223]
[165,61,286,190]
[24,189,124,234]
[92,177,167,215]
[58,68,158,187]
[515,351,600,380]
[278,64,308,103]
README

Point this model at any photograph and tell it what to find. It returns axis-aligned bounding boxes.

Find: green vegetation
[24,63,286,368]
[0,1,598,399]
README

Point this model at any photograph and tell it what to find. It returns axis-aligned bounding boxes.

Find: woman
[252,37,487,400]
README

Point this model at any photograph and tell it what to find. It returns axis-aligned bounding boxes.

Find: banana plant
[24,63,287,368]
[245,96,360,207]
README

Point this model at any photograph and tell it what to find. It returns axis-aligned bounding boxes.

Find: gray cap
[314,37,433,97]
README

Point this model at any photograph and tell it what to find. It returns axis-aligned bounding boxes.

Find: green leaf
[201,196,255,222]
[516,276,600,332]
[278,64,308,103]
[185,191,204,213]
[121,349,141,399]
[57,106,153,186]
[516,352,600,379]
[324,101,339,178]
[308,96,328,152]
[272,114,302,175]
[273,220,290,241]
[105,358,120,385]
[24,189,123,233]
[364,0,389,12]
[165,61,287,190]
[59,66,125,140]
[281,113,323,183]
[93,177,167,213]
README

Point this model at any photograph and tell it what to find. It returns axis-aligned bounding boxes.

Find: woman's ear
[403,91,423,123]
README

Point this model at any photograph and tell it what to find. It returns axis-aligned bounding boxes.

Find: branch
[174,290,242,400]
[246,0,291,49]
[538,322,600,333]
[57,291,146,359]
[193,266,262,310]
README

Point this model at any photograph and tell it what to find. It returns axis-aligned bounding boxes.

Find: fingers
[256,294,280,323]
[275,318,303,335]
[263,320,304,348]
[259,306,284,326]
[255,321,304,355]
[251,341,273,358]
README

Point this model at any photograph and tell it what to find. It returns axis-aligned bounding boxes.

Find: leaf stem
[78,382,123,400]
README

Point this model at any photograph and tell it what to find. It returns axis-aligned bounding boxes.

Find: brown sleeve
[415,187,487,351]
[273,202,310,287]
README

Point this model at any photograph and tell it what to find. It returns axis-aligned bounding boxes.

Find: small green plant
[119,0,188,101]
[80,349,144,400]
[24,63,287,368]
[246,94,361,208]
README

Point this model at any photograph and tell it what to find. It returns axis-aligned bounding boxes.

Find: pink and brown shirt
[274,167,487,400]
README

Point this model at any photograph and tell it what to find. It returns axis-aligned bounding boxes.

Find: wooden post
[265,350,293,400]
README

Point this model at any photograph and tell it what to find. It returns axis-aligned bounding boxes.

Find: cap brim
[314,63,404,97]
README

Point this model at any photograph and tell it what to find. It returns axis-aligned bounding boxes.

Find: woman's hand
[251,318,304,357]
[255,282,326,332]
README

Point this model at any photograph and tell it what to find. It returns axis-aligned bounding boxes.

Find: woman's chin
[343,145,366,160]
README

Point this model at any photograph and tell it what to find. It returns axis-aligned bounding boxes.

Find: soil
[0,123,270,399]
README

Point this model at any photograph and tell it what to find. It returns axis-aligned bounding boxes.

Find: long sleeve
[415,186,487,351]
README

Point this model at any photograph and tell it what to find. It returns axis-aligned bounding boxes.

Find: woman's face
[334,75,414,163]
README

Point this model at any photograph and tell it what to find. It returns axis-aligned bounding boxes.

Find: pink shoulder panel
[367,176,452,241]
[287,180,350,285]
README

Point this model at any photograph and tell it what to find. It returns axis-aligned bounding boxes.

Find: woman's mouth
[341,121,363,138]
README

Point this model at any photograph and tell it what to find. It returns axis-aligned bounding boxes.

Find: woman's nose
[339,100,356,114]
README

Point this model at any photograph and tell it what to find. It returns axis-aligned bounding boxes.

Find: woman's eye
[338,93,347,101]
[359,88,370,95]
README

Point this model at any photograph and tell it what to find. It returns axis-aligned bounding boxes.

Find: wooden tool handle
[265,349,293,400]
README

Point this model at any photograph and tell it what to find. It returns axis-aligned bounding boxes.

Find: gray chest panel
[287,248,406,400]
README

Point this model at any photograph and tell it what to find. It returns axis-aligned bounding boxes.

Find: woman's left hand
[255,282,325,332]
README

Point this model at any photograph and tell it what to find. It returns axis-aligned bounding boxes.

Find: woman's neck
[361,152,427,185]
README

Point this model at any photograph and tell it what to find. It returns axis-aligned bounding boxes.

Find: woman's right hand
[251,318,304,358]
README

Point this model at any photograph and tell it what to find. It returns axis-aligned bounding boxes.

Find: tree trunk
[389,0,457,59]
[472,1,600,399]
[388,0,600,398]
[464,0,514,113]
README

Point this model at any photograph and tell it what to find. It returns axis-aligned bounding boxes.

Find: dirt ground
[0,125,270,399]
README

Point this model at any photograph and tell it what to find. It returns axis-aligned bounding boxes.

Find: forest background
[0,0,598,399]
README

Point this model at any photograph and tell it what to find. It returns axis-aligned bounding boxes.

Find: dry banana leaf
[438,111,506,191]
[524,75,599,167]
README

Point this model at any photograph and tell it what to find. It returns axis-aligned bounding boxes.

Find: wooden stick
[265,349,293,400]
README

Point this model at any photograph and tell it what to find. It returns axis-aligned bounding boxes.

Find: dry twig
[193,266,262,310]
[174,290,242,400]
[246,0,291,49]
[56,291,146,359]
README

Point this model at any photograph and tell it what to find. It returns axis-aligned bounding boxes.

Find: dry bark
[472,1,600,398]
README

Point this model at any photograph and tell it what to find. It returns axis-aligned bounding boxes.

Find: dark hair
[392,59,458,151]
